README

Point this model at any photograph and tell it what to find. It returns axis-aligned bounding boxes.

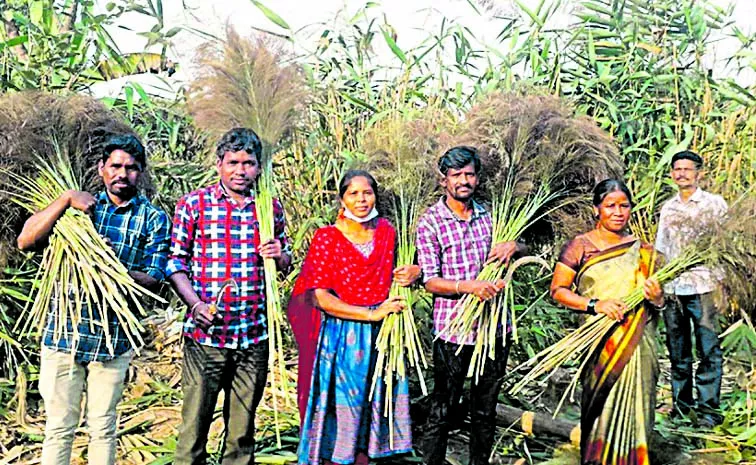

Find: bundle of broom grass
[4,148,164,356]
[254,154,288,446]
[436,170,555,382]
[369,190,427,448]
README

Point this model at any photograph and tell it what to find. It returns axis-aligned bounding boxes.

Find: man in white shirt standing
[655,150,728,428]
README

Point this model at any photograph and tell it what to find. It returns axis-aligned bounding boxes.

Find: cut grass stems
[3,149,165,357]
[369,192,427,449]
[510,247,704,413]
[254,156,287,448]
[438,175,561,383]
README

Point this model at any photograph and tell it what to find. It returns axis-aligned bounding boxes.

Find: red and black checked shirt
[167,183,290,349]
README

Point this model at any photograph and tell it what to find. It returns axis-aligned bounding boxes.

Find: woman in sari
[550,179,665,465]
[288,169,419,465]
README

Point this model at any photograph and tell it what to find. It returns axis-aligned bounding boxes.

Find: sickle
[502,255,552,285]
[210,278,239,314]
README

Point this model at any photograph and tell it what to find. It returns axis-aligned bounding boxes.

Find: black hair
[592,179,634,207]
[216,127,262,162]
[102,134,146,168]
[438,146,481,176]
[338,169,379,199]
[671,150,703,170]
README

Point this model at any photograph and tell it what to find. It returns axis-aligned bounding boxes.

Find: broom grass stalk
[438,174,557,382]
[369,191,427,449]
[254,155,287,448]
[510,247,705,412]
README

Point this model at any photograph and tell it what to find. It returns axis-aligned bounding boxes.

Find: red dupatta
[286,218,396,422]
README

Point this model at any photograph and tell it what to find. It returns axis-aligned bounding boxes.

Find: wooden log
[495,404,580,445]
[412,397,580,444]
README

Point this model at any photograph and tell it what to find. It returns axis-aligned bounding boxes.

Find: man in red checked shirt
[166,127,291,465]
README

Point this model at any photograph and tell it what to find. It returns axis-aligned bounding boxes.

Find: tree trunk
[2,18,28,61]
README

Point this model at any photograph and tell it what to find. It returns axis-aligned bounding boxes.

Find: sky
[92,0,756,98]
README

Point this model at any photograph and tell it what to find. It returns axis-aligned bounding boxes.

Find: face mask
[342,206,379,223]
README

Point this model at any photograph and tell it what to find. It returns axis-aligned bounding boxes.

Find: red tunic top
[286,218,396,420]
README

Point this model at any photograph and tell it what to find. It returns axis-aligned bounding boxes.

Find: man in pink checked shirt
[416,146,526,465]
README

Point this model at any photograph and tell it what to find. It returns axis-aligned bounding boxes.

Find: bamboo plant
[4,149,165,356]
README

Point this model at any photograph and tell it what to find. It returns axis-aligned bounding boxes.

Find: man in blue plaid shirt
[17,134,171,465]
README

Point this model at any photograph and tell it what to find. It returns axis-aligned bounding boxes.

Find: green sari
[565,239,659,465]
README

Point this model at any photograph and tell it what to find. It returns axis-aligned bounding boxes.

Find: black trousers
[422,337,510,465]
[174,337,269,465]
[663,293,723,416]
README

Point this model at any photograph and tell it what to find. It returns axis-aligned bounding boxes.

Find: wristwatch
[586,298,598,314]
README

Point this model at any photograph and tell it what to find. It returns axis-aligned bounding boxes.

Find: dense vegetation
[1,0,755,463]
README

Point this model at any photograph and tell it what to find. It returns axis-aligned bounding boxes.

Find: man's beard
[109,183,137,199]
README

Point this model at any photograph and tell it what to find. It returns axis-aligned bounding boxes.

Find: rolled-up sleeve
[416,215,441,283]
[141,209,171,280]
[166,194,197,277]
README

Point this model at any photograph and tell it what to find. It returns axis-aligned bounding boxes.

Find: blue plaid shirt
[42,191,171,362]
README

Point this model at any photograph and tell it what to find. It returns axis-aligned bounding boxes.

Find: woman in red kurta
[287,170,418,464]
[287,217,397,420]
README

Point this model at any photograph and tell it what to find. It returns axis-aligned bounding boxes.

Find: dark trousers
[663,293,723,415]
[175,337,269,465]
[422,337,510,465]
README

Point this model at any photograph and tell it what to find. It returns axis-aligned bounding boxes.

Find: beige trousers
[39,346,132,465]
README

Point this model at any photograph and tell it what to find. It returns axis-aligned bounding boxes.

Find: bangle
[586,298,598,314]
[190,300,204,312]
[455,280,462,294]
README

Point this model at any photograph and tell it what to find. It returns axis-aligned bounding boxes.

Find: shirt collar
[674,187,704,204]
[213,181,255,206]
[97,191,142,209]
[435,196,486,221]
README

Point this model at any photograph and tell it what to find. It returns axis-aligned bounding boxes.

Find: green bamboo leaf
[515,0,544,27]
[250,1,291,30]
[381,27,406,64]
[29,1,44,27]
[340,92,377,112]
[0,35,28,51]
[587,30,597,67]
[164,26,182,38]
[124,85,135,119]
[464,0,482,15]
[583,1,613,16]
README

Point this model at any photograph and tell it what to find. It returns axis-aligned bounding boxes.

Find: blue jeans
[662,293,723,416]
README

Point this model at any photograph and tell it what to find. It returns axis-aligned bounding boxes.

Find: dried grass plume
[459,91,625,243]
[187,27,309,153]
[0,91,140,264]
